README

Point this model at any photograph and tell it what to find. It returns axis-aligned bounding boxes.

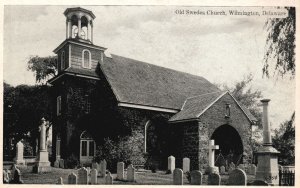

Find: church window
[82,49,91,69]
[80,131,96,163]
[144,121,151,153]
[57,96,61,116]
[225,103,231,118]
[61,51,65,70]
[85,94,91,114]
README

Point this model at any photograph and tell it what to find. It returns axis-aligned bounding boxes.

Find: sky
[3,5,295,130]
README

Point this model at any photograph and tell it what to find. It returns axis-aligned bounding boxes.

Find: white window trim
[144,120,151,153]
[57,96,61,116]
[82,49,91,69]
[61,51,65,70]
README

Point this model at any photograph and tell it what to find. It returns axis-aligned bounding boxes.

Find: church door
[79,131,96,164]
[211,124,243,167]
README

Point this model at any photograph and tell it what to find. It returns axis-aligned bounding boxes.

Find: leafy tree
[272,112,295,165]
[27,55,57,83]
[3,82,53,156]
[263,7,295,78]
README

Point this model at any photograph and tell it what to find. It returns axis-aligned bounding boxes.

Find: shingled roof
[169,91,257,122]
[99,54,220,110]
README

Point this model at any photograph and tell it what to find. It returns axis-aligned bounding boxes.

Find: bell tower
[64,7,95,43]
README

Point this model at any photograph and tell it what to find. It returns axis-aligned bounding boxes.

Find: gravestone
[206,140,219,174]
[91,169,98,184]
[15,141,25,165]
[105,172,113,184]
[100,160,107,177]
[208,173,221,185]
[78,167,88,184]
[183,158,190,173]
[168,155,175,173]
[54,160,59,168]
[92,162,98,170]
[57,177,63,184]
[3,169,10,183]
[68,172,77,184]
[59,159,64,168]
[173,168,183,185]
[249,164,256,175]
[35,118,50,173]
[228,162,236,173]
[117,162,125,180]
[220,166,226,174]
[127,164,136,182]
[190,170,202,185]
[238,164,245,171]
[11,168,23,184]
[11,164,17,180]
[228,168,247,185]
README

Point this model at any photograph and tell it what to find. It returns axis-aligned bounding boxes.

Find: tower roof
[64,7,96,19]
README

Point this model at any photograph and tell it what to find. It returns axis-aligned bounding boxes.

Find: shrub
[64,154,79,169]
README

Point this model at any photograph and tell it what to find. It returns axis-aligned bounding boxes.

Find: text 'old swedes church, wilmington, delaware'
[49,7,257,170]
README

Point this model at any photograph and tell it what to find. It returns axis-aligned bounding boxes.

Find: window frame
[57,96,62,116]
[61,51,65,70]
[82,49,91,69]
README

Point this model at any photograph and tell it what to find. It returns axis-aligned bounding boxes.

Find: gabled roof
[169,91,257,123]
[99,54,220,110]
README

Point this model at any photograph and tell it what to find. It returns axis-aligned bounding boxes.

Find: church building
[48,7,256,171]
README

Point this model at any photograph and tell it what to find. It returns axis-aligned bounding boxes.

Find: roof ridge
[110,54,214,81]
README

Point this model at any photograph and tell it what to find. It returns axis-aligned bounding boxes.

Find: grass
[8,166,255,185]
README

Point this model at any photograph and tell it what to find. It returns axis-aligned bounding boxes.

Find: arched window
[82,49,91,69]
[61,51,65,70]
[80,131,95,164]
[144,121,151,153]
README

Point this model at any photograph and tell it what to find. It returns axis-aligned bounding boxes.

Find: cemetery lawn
[17,167,255,185]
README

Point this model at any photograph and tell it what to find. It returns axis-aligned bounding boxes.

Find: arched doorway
[211,124,243,167]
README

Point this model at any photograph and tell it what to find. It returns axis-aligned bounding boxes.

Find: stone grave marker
[190,170,202,185]
[3,169,10,183]
[68,172,77,184]
[78,167,88,184]
[168,155,175,173]
[208,173,221,185]
[173,168,183,185]
[238,164,245,171]
[220,166,226,174]
[206,140,219,174]
[91,169,98,185]
[11,168,23,184]
[15,141,25,165]
[117,162,125,180]
[87,167,91,175]
[54,160,59,168]
[57,177,63,184]
[92,162,98,170]
[249,164,256,175]
[228,168,247,185]
[127,164,136,182]
[228,162,236,173]
[100,159,107,177]
[105,172,113,184]
[11,164,17,180]
[59,159,64,168]
[183,157,190,173]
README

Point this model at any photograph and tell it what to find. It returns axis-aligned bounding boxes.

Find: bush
[64,154,79,169]
[95,131,145,172]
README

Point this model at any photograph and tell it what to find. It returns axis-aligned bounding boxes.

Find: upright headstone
[238,164,245,171]
[68,172,77,184]
[35,118,50,173]
[168,155,175,173]
[57,177,63,184]
[173,168,183,185]
[127,164,136,182]
[54,160,59,168]
[206,140,219,174]
[105,172,113,184]
[3,169,10,183]
[100,159,107,177]
[228,162,236,173]
[220,166,226,174]
[228,168,247,185]
[208,173,221,185]
[183,158,190,173]
[86,167,91,175]
[59,159,64,168]
[15,141,25,165]
[117,162,125,180]
[92,162,98,170]
[256,99,280,185]
[91,169,98,185]
[78,167,88,184]
[11,168,23,184]
[249,164,257,175]
[190,170,203,185]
